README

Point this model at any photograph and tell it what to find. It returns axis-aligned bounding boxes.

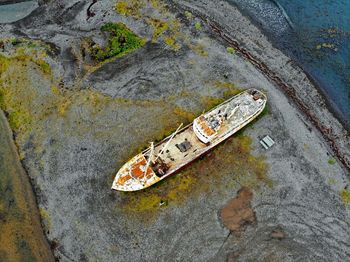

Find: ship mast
[227,106,239,119]
[154,123,183,162]
[142,123,183,179]
[142,142,155,179]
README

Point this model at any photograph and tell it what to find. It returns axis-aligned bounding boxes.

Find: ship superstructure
[112,89,267,191]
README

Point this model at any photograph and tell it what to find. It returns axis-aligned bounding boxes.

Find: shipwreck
[112,89,267,191]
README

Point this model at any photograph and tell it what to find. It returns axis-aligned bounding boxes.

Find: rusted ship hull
[112,89,267,191]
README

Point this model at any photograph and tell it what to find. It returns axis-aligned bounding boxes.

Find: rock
[270,227,287,240]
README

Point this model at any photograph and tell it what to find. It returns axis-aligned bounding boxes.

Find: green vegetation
[340,189,350,205]
[195,21,202,30]
[10,37,21,46]
[226,46,236,54]
[328,158,336,165]
[184,11,193,19]
[34,59,51,75]
[0,54,9,74]
[92,22,146,61]
[114,0,185,51]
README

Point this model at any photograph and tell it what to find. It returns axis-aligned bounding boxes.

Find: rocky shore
[0,0,349,261]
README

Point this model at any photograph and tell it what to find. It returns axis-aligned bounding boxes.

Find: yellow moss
[200,96,224,110]
[147,18,169,41]
[34,59,51,75]
[114,0,185,51]
[212,80,237,90]
[56,98,71,116]
[0,56,47,134]
[124,194,163,212]
[0,54,10,74]
[190,43,208,57]
[148,0,160,9]
[147,0,169,15]
[39,208,52,231]
[340,189,350,205]
[51,85,61,95]
[164,36,181,50]
[173,107,197,123]
[167,19,183,48]
[115,0,144,18]
[194,21,202,30]
[211,80,241,98]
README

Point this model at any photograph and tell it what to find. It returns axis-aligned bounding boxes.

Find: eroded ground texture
[0,0,350,261]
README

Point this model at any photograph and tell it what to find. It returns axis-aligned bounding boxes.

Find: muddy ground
[0,0,350,261]
[0,111,53,261]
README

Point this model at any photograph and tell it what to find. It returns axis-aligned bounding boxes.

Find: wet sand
[0,110,53,261]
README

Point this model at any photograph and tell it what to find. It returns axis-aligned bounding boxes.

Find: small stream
[0,0,38,23]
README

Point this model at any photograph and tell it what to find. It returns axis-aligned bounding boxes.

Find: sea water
[0,0,38,23]
[227,0,350,127]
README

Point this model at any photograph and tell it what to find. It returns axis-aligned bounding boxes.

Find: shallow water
[227,0,350,127]
[0,0,38,23]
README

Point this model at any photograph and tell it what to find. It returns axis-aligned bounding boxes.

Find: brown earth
[220,187,256,236]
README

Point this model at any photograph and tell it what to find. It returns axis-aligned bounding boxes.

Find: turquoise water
[227,0,350,127]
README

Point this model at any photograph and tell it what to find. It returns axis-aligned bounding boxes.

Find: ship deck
[151,126,208,172]
[147,91,266,174]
